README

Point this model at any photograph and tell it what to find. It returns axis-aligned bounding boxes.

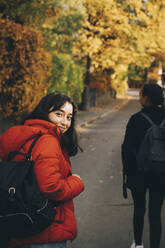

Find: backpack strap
[160,118,165,128]
[8,133,42,161]
[26,133,42,160]
[140,112,156,126]
[141,112,165,128]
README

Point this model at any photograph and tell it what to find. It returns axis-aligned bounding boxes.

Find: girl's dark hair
[141,83,164,107]
[23,92,79,157]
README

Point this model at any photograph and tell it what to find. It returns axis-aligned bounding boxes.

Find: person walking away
[122,84,165,248]
[0,92,85,248]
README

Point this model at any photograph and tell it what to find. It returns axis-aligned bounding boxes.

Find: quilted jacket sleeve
[29,135,84,202]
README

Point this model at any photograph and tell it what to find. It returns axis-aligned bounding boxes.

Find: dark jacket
[122,105,165,193]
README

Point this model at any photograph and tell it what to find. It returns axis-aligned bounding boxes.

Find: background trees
[0,0,165,118]
[0,0,84,119]
[0,0,59,26]
[73,0,165,95]
[0,18,52,120]
[41,0,84,104]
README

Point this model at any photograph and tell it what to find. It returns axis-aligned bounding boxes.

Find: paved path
[70,97,165,248]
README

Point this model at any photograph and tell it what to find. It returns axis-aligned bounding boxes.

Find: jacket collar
[24,119,62,137]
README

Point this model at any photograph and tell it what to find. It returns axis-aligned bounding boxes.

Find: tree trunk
[79,56,91,110]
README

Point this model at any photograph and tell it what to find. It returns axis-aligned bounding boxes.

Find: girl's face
[48,101,73,133]
[139,88,146,106]
[139,88,152,107]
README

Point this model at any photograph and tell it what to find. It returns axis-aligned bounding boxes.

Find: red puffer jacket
[0,119,85,248]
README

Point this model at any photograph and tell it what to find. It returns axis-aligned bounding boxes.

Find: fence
[89,88,116,107]
[79,86,116,110]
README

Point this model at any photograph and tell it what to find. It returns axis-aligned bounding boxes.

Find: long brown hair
[23,92,80,156]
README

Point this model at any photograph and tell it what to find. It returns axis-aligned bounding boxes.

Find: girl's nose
[61,116,68,125]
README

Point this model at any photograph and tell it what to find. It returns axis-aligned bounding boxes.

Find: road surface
[70,98,165,248]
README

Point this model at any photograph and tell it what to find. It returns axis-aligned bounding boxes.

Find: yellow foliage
[73,0,165,81]
[0,18,52,120]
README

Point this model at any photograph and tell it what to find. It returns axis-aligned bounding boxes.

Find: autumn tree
[49,53,84,104]
[41,0,85,104]
[0,0,60,26]
[73,0,134,106]
[73,0,165,105]
[121,0,165,86]
[0,0,84,111]
[0,18,52,120]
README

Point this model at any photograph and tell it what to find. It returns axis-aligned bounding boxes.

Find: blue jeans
[20,241,67,248]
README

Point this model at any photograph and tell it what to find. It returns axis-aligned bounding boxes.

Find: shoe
[130,241,135,248]
[130,241,144,248]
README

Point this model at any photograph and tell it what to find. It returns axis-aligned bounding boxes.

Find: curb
[77,98,130,130]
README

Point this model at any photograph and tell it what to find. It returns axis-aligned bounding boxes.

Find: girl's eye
[56,112,62,117]
[67,116,72,121]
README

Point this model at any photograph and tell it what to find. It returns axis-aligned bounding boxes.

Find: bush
[0,18,52,120]
[49,53,84,104]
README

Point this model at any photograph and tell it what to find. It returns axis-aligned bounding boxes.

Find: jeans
[20,241,67,248]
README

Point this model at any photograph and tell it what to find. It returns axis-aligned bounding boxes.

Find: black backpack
[137,113,165,172]
[0,134,61,240]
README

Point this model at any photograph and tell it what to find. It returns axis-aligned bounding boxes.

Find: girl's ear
[144,96,152,106]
